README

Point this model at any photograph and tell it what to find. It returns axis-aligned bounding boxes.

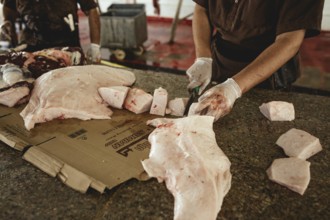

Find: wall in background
[322,0,330,30]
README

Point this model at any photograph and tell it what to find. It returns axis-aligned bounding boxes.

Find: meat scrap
[20,65,136,130]
[267,157,310,195]
[150,87,168,116]
[259,101,295,121]
[98,86,129,109]
[124,88,153,114]
[276,128,322,160]
[142,116,232,220]
[0,47,85,78]
[167,98,188,117]
[0,81,33,107]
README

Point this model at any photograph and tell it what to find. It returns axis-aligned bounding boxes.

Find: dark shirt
[3,0,97,51]
[193,0,324,85]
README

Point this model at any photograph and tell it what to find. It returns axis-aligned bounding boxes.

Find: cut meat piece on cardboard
[124,88,153,114]
[142,116,232,220]
[0,81,33,107]
[150,87,168,116]
[276,128,322,160]
[167,98,188,117]
[98,86,129,109]
[259,101,295,121]
[20,65,136,130]
[267,157,310,195]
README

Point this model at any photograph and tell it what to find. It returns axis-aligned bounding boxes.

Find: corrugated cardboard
[0,105,156,193]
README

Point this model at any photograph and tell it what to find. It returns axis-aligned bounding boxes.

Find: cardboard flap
[0,105,156,193]
[23,147,63,177]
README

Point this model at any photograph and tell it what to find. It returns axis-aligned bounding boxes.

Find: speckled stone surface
[0,69,329,220]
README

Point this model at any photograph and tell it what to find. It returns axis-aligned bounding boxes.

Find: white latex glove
[186,57,212,95]
[1,64,24,86]
[86,43,101,63]
[189,78,242,121]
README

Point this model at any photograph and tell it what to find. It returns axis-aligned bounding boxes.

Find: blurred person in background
[0,0,101,63]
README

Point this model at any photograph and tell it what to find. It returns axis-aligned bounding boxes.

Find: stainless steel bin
[100,4,148,50]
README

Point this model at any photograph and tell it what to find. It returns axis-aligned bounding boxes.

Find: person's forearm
[88,8,100,45]
[233,29,306,93]
[193,4,212,58]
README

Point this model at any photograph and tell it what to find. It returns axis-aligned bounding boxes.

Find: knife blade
[184,86,200,116]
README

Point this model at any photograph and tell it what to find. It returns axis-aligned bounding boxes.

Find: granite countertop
[0,69,329,219]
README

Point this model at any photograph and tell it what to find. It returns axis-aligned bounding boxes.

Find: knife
[183,81,218,116]
[183,86,200,116]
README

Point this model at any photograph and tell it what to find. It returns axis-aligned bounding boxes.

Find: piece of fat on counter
[0,82,31,107]
[150,87,168,116]
[276,128,322,160]
[142,116,232,220]
[98,86,129,109]
[167,97,188,117]
[124,88,153,114]
[267,157,310,195]
[259,101,295,121]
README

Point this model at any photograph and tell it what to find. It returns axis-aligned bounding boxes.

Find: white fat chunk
[150,87,168,116]
[167,97,188,117]
[0,86,30,107]
[276,128,322,160]
[267,157,310,195]
[124,88,153,114]
[98,86,129,109]
[259,101,295,121]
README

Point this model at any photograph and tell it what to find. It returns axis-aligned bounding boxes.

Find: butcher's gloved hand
[86,43,101,63]
[186,57,212,95]
[189,78,242,122]
[1,64,24,85]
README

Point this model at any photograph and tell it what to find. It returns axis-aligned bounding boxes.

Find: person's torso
[208,0,281,60]
[16,0,80,48]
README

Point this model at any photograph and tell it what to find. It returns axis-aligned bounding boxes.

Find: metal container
[100,4,148,49]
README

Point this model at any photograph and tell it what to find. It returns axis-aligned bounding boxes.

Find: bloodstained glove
[189,78,242,122]
[186,57,212,95]
[86,43,101,63]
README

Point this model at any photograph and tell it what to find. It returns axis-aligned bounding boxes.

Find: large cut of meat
[142,116,232,220]
[20,65,136,130]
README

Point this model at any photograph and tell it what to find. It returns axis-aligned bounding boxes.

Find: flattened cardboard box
[0,105,156,193]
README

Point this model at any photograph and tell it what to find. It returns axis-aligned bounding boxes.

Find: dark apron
[211,33,300,90]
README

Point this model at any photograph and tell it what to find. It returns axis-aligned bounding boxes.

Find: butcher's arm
[86,8,100,45]
[193,4,212,58]
[233,29,306,93]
